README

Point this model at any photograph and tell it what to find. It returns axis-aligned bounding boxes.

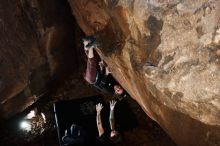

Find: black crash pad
[53,95,137,146]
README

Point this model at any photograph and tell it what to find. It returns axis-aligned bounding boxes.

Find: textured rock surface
[69,0,220,145]
[0,0,85,119]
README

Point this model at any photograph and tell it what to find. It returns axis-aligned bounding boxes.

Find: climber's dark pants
[85,56,116,96]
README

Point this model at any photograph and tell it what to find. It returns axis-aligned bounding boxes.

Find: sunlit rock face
[69,0,220,145]
[0,0,84,119]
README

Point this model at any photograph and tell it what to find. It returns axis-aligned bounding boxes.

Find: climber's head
[114,85,124,95]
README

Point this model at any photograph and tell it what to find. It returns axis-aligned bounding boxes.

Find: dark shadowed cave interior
[1,0,220,146]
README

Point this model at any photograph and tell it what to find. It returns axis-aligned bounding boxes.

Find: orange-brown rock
[68,0,220,146]
[0,0,220,145]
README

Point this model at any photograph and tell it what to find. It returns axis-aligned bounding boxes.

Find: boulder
[68,0,220,145]
[0,0,84,119]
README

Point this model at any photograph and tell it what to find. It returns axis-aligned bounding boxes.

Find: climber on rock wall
[83,36,127,98]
